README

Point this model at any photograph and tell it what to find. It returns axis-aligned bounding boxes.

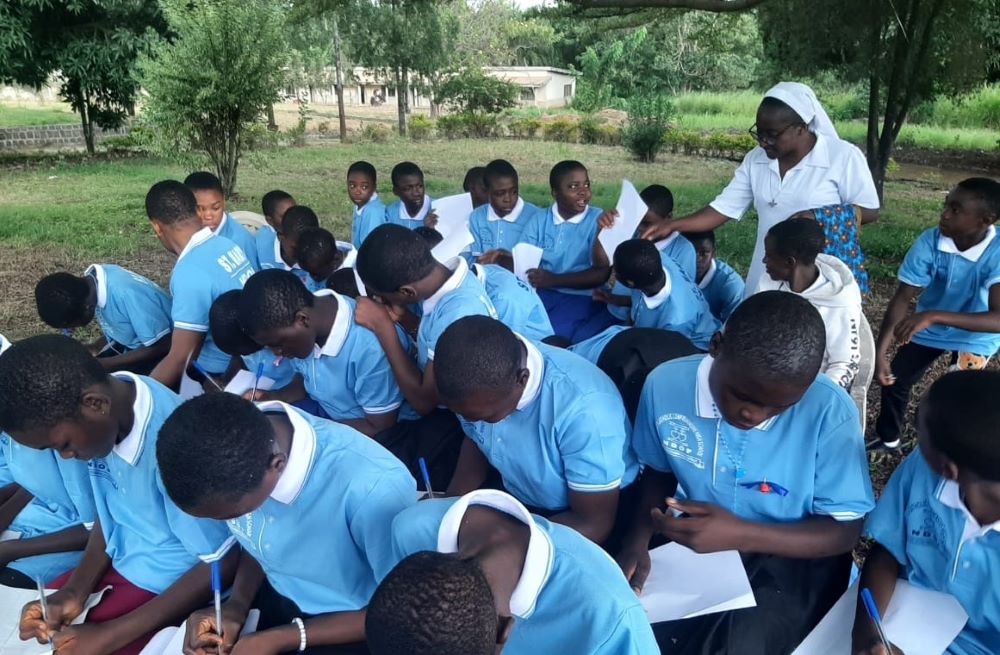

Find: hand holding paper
[430,193,473,239]
[512,243,544,282]
[224,370,276,397]
[597,180,648,262]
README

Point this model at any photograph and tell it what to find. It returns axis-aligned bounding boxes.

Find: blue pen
[211,560,224,640]
[860,587,893,653]
[418,457,434,499]
[193,361,225,391]
[249,362,265,402]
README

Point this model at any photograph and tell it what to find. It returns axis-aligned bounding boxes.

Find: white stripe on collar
[642,268,673,310]
[354,192,379,217]
[488,197,524,223]
[214,212,231,234]
[422,257,468,316]
[177,226,216,262]
[312,290,351,358]
[698,259,718,290]
[515,334,544,411]
[937,478,1000,543]
[400,194,432,223]
[695,355,776,430]
[85,264,108,309]
[551,204,589,225]
[256,401,317,504]
[110,371,153,466]
[938,225,996,262]
[437,490,554,619]
[655,232,679,251]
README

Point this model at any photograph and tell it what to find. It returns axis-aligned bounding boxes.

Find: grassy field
[0,103,77,128]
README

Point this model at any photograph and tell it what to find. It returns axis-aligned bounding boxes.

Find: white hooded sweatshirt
[754,254,862,390]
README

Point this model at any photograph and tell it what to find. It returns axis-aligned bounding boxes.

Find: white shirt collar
[255,401,317,504]
[0,334,9,355]
[110,371,153,466]
[698,259,718,290]
[694,356,776,431]
[937,479,1000,543]
[312,290,351,358]
[938,226,996,263]
[354,192,379,216]
[177,226,216,262]
[488,197,524,223]
[422,257,468,315]
[654,232,679,251]
[437,490,554,619]
[515,334,544,411]
[642,269,673,309]
[336,241,357,270]
[551,204,589,225]
[85,264,108,309]
[214,212,231,234]
[400,194,432,223]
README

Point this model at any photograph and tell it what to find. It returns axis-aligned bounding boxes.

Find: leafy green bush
[435,68,519,115]
[542,118,579,142]
[408,114,435,140]
[623,95,673,162]
[578,114,606,144]
[360,123,391,143]
[435,113,501,139]
[508,116,542,139]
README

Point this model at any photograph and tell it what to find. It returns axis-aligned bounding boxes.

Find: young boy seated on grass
[518,160,614,343]
[0,335,236,655]
[685,230,745,323]
[619,292,874,655]
[35,265,172,373]
[261,205,321,290]
[158,393,415,655]
[354,224,497,417]
[348,160,385,246]
[612,238,720,351]
[145,180,254,390]
[463,165,489,209]
[184,171,259,270]
[256,190,297,271]
[436,316,637,546]
[874,178,1000,451]
[366,489,659,655]
[853,370,1000,655]
[385,161,435,230]
[415,226,554,342]
[756,216,862,391]
[470,159,544,265]
[297,227,357,289]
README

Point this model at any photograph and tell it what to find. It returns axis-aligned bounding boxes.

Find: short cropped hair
[261,190,294,219]
[391,161,424,187]
[282,206,320,238]
[767,216,826,264]
[35,273,91,328]
[183,171,224,194]
[209,290,259,357]
[366,551,497,655]
[327,268,361,298]
[923,370,1000,481]
[723,291,825,384]
[640,184,674,217]
[413,226,443,247]
[0,335,106,433]
[434,316,523,402]
[957,177,1000,218]
[157,393,275,511]
[484,159,518,188]
[296,227,338,270]
[145,180,199,225]
[684,230,716,247]
[355,224,436,293]
[463,166,487,192]
[549,160,587,190]
[239,269,314,336]
[613,238,663,288]
[348,160,377,185]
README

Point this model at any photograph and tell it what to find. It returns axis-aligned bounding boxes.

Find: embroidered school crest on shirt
[906,500,948,552]
[88,459,118,490]
[656,413,705,469]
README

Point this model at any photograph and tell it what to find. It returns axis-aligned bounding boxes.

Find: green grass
[0,103,77,128]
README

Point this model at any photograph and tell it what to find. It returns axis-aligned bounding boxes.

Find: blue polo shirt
[632,355,874,524]
[700,259,745,323]
[568,325,629,365]
[290,290,404,419]
[216,213,260,270]
[471,264,554,342]
[352,194,387,246]
[1,434,95,582]
[170,228,254,374]
[230,402,415,614]
[416,258,497,369]
[865,451,1000,655]
[898,226,1000,356]
[385,195,434,230]
[242,349,297,391]
[258,231,314,290]
[459,338,638,511]
[85,264,172,351]
[522,205,604,295]
[469,199,543,258]
[89,373,234,593]
[629,259,720,351]
[255,224,279,270]
[388,491,659,655]
[608,234,699,321]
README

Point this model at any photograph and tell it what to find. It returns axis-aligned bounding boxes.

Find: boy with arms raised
[620,292,874,654]
[347,161,385,246]
[256,190,297,271]
[184,171,260,270]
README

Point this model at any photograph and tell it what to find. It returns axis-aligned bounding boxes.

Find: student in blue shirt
[145,180,254,390]
[437,316,637,545]
[255,190,297,271]
[184,171,260,270]
[157,393,416,655]
[519,160,614,344]
[470,159,544,264]
[619,292,875,654]
[348,161,386,246]
[0,335,236,655]
[261,205,322,291]
[354,224,497,417]
[854,370,1000,655]
[613,238,720,351]
[874,178,1000,450]
[297,227,357,291]
[685,230,745,323]
[35,265,172,373]
[366,490,659,655]
[385,162,436,230]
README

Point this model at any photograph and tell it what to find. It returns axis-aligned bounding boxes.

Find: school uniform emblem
[656,413,705,469]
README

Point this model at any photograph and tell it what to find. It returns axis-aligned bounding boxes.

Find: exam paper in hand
[791,580,968,655]
[639,543,755,623]
[431,193,474,238]
[512,243,544,282]
[598,180,647,262]
[224,370,276,396]
[0,585,111,655]
[139,609,261,655]
[431,226,476,264]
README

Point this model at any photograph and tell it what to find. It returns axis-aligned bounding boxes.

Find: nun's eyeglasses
[748,123,800,144]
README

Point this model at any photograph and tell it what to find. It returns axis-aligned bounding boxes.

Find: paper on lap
[431,193,474,239]
[639,543,755,623]
[0,585,111,655]
[224,370,276,396]
[512,243,544,282]
[431,226,475,264]
[791,580,968,655]
[139,608,260,655]
[597,180,647,262]
[178,372,204,401]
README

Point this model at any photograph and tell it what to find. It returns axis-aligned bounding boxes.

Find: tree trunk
[332,16,348,142]
[396,66,408,136]
[267,103,278,131]
[80,94,95,155]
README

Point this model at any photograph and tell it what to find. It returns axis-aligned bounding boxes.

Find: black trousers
[875,342,953,443]
[373,408,465,493]
[254,580,369,655]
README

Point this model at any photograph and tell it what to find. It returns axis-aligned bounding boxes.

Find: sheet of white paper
[224,370,276,396]
[791,580,968,655]
[431,193,474,239]
[431,226,475,264]
[597,180,647,262]
[140,609,261,655]
[1,529,22,541]
[0,585,111,655]
[639,543,755,623]
[179,372,204,401]
[512,243,544,282]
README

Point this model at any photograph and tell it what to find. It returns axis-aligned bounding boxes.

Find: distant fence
[0,123,131,150]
